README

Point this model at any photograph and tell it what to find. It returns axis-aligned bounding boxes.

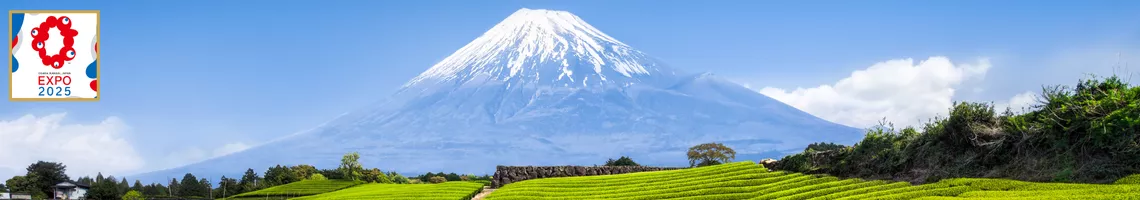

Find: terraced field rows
[485,161,1140,200]
[291,181,485,200]
[227,180,363,199]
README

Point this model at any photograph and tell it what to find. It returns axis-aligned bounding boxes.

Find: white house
[52,181,90,200]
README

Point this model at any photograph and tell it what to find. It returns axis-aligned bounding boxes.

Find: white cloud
[995,91,1039,114]
[160,142,251,170]
[0,113,145,178]
[758,56,992,128]
[212,142,251,157]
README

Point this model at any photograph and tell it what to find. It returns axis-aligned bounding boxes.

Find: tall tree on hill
[95,173,104,183]
[132,180,143,193]
[239,168,262,193]
[168,178,180,196]
[199,178,212,198]
[87,175,120,200]
[264,165,300,187]
[338,152,364,181]
[215,176,240,198]
[118,177,130,195]
[687,142,737,167]
[76,176,93,186]
[25,161,69,198]
[179,173,201,197]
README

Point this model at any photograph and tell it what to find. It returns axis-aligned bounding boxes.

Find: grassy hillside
[226,179,363,199]
[776,75,1140,184]
[484,161,1140,200]
[290,181,485,200]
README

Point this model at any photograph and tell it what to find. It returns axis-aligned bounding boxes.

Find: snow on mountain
[130,8,863,184]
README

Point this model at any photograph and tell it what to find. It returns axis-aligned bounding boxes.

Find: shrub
[309,174,327,181]
[605,156,640,166]
[428,176,447,184]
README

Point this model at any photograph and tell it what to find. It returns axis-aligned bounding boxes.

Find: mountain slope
[131,8,863,183]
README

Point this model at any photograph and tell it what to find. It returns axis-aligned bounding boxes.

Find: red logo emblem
[29,16,79,69]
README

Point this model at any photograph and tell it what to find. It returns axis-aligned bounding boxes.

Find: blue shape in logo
[12,13,24,39]
[11,56,17,73]
[86,60,97,78]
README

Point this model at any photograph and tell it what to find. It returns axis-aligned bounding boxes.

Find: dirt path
[472,186,496,200]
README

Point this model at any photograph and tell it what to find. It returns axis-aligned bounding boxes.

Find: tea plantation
[291,181,485,200]
[483,161,1140,200]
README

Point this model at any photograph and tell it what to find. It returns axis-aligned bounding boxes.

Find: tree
[25,161,70,198]
[121,190,143,200]
[318,169,344,180]
[131,180,143,193]
[264,165,300,187]
[199,178,212,198]
[179,173,201,197]
[605,156,640,166]
[168,178,180,196]
[4,176,28,193]
[88,175,120,200]
[428,176,447,184]
[215,176,240,198]
[95,173,104,183]
[687,142,737,167]
[290,165,319,180]
[338,152,364,181]
[76,176,94,186]
[391,174,409,184]
[0,183,6,192]
[238,168,262,193]
[118,177,130,195]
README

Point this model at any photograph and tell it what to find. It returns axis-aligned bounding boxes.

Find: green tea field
[291,181,485,200]
[225,180,363,199]
[483,161,1140,200]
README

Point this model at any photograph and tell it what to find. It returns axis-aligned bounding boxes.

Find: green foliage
[24,161,70,198]
[687,142,737,167]
[289,182,484,200]
[290,165,319,180]
[773,75,1140,184]
[360,168,393,183]
[238,168,262,193]
[264,165,301,187]
[229,180,362,199]
[121,190,143,200]
[179,173,204,197]
[391,174,410,184]
[215,176,241,198]
[338,152,364,181]
[1115,174,1140,184]
[88,175,122,200]
[604,156,640,166]
[0,183,6,192]
[308,173,328,181]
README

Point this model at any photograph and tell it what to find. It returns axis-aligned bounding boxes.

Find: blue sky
[1,0,1138,180]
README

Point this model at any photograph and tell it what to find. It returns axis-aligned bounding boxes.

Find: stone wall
[491,165,685,188]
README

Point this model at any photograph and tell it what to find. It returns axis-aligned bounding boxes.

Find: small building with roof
[52,181,90,200]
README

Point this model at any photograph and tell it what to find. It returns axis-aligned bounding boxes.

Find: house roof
[54,180,91,189]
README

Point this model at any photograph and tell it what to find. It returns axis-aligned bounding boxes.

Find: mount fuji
[132,8,863,183]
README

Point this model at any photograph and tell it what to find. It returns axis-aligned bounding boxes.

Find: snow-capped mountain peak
[406,8,676,88]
